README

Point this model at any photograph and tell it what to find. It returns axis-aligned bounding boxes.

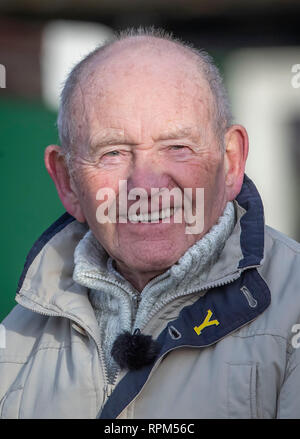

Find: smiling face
[70,43,227,281]
[45,38,248,291]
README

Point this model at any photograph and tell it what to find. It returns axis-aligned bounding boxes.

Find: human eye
[164,144,196,161]
[169,144,191,153]
[98,147,131,166]
[103,150,120,156]
[171,145,186,150]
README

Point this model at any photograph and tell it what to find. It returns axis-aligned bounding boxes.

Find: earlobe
[224,125,249,200]
[44,145,86,222]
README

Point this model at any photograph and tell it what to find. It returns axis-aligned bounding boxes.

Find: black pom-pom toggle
[111,328,160,370]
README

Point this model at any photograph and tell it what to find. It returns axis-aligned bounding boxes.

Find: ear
[44,145,86,222]
[223,125,249,201]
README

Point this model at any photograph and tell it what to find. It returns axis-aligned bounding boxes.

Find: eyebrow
[89,128,133,152]
[155,126,200,142]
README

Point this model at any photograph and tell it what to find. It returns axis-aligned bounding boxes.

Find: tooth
[129,214,138,222]
[151,211,160,221]
[165,208,171,219]
[128,207,175,223]
[160,208,173,220]
[140,213,149,222]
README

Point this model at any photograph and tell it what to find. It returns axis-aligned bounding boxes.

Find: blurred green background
[0,97,64,320]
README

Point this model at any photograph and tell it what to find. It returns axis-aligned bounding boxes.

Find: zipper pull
[133,294,141,310]
[102,383,114,408]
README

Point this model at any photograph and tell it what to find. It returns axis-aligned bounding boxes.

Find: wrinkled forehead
[71,40,214,144]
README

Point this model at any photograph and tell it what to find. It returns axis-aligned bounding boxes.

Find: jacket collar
[236,174,265,268]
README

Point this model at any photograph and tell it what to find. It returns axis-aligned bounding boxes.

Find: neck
[115,262,167,292]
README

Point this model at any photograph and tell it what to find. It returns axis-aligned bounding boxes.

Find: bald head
[57,28,232,164]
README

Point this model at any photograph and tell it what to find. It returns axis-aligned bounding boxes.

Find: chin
[126,244,186,273]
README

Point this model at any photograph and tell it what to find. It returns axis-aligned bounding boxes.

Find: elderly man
[1,28,300,419]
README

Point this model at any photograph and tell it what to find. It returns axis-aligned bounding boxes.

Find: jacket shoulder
[0,305,50,406]
[265,225,300,254]
[0,304,50,363]
[262,224,300,292]
[0,301,75,365]
[255,225,300,334]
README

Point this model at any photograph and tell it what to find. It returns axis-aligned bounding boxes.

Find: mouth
[127,207,178,223]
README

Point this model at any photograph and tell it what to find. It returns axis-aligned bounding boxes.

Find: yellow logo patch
[194,309,220,335]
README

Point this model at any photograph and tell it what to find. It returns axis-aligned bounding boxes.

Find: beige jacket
[1,175,300,419]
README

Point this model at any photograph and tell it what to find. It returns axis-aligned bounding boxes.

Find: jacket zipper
[98,294,141,414]
[101,383,115,409]
[101,293,141,410]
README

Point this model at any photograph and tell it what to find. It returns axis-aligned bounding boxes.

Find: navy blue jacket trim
[236,175,265,269]
[100,268,271,419]
[16,212,76,294]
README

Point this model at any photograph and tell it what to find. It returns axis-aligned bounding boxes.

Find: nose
[126,154,171,195]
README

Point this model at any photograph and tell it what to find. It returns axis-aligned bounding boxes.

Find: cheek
[170,156,226,221]
[75,169,119,224]
[170,154,223,190]
[200,159,226,203]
